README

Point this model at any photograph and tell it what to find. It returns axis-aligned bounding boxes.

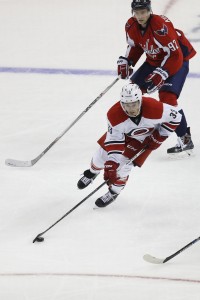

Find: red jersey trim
[107,102,128,127]
[142,97,163,119]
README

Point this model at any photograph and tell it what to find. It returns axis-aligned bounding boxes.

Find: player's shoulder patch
[159,15,171,23]
[107,101,128,126]
[142,97,163,119]
[151,15,170,37]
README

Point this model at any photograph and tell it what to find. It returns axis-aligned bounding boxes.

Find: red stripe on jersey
[97,133,125,153]
[161,121,180,132]
[97,132,107,150]
[142,97,163,119]
[91,161,103,171]
[105,143,125,153]
[113,177,128,186]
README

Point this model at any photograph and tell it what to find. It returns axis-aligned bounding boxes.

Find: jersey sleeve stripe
[108,151,123,155]
[104,141,125,153]
[169,121,181,125]
[161,123,180,132]
[104,140,125,145]
[91,161,103,171]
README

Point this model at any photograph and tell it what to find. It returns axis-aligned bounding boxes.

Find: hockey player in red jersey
[117,0,196,156]
[77,83,182,208]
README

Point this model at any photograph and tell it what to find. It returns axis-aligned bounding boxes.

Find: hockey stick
[6,76,120,167]
[33,181,107,243]
[143,236,200,264]
[33,147,146,243]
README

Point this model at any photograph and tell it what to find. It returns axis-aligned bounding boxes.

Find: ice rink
[1,0,200,299]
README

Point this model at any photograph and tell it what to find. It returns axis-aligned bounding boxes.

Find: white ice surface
[0,0,200,299]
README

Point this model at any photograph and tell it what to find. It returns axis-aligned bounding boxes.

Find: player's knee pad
[159,91,178,106]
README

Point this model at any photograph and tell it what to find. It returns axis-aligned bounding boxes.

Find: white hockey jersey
[97,96,181,162]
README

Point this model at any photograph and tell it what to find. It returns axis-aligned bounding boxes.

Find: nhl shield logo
[154,24,168,36]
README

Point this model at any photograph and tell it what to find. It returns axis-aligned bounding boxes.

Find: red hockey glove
[123,139,143,159]
[144,130,167,150]
[145,68,169,94]
[117,56,133,79]
[104,161,119,184]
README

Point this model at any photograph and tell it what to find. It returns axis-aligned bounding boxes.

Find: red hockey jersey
[125,14,196,76]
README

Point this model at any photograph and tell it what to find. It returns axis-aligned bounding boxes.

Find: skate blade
[168,149,194,159]
[93,205,102,210]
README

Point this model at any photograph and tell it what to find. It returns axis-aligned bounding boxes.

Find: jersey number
[168,40,179,51]
[170,109,178,119]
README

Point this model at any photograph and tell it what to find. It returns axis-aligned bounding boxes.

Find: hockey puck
[33,236,44,243]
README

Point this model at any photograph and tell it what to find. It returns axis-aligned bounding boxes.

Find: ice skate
[95,189,118,208]
[77,169,99,189]
[167,127,194,158]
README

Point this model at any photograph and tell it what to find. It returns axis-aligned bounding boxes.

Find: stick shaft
[8,76,120,167]
[41,77,120,153]
[33,147,146,242]
[33,181,107,241]
[163,236,200,263]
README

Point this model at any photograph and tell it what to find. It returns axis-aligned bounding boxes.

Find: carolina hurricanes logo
[154,24,168,36]
[127,128,154,137]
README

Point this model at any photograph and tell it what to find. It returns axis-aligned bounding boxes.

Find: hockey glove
[123,139,143,159]
[104,160,119,184]
[117,56,133,79]
[145,68,169,94]
[145,130,167,150]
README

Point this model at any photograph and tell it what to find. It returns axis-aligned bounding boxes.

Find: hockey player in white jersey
[77,83,182,208]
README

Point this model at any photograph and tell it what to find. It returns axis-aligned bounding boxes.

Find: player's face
[122,101,141,117]
[133,9,150,27]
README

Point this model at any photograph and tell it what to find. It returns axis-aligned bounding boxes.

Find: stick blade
[5,158,33,167]
[143,254,165,264]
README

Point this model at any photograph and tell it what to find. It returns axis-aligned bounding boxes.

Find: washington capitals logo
[154,24,168,36]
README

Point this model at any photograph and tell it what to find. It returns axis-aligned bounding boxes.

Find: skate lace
[176,137,184,149]
[178,135,192,150]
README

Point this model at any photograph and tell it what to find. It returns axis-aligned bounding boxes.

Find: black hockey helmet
[131,0,151,10]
